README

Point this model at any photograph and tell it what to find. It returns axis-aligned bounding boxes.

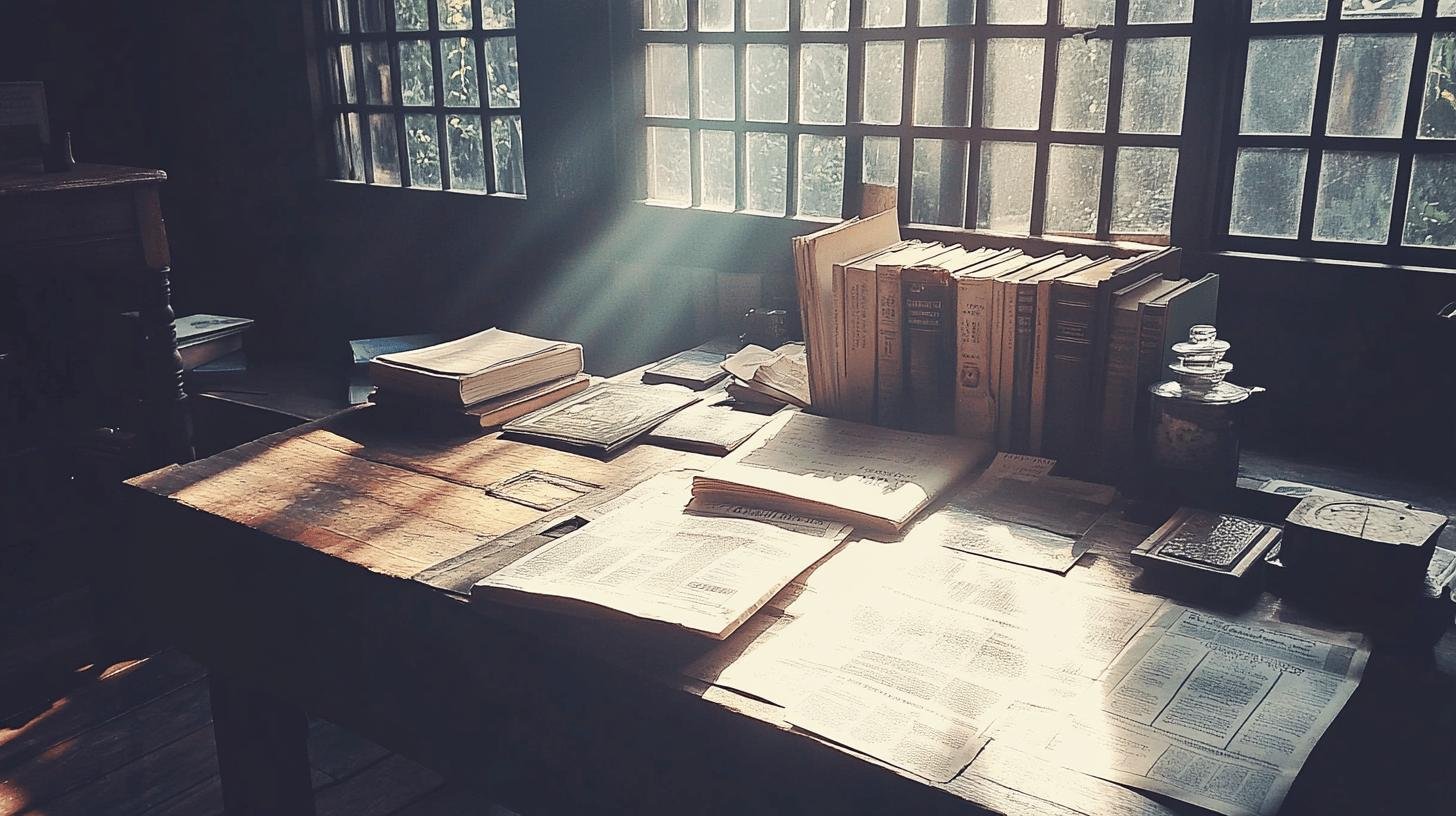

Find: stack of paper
[502,381,698,453]
[721,343,810,408]
[646,393,782,455]
[370,328,583,407]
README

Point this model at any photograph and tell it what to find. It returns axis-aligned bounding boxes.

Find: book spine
[1042,283,1098,468]
[901,267,955,434]
[830,263,847,417]
[1010,283,1038,453]
[876,265,904,427]
[844,265,877,423]
[1097,307,1142,477]
[1028,278,1056,454]
[993,276,1019,450]
[953,275,994,439]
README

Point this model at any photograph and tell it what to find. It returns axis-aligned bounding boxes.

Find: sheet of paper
[647,395,782,453]
[1045,606,1370,816]
[377,328,573,375]
[477,472,852,638]
[902,505,1080,574]
[977,452,1057,482]
[752,349,810,407]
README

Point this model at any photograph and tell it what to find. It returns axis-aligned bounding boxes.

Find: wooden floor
[0,515,504,816]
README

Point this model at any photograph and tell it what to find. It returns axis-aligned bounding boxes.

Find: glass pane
[400,40,436,106]
[491,115,526,194]
[1327,34,1416,137]
[327,0,350,32]
[1313,151,1397,243]
[485,37,520,107]
[701,130,736,211]
[1061,0,1114,26]
[746,44,790,122]
[1251,0,1327,21]
[442,37,479,106]
[645,0,688,29]
[369,114,401,186]
[438,0,472,29]
[406,114,442,189]
[1419,34,1456,139]
[1241,37,1322,135]
[863,41,904,124]
[799,135,846,218]
[1443,0,1456,14]
[865,0,907,26]
[335,113,366,181]
[746,131,788,214]
[1229,148,1307,239]
[910,138,967,226]
[1120,38,1190,135]
[914,39,972,127]
[986,0,1046,24]
[396,0,428,30]
[1045,144,1102,236]
[447,114,487,191]
[334,45,357,104]
[1111,147,1178,234]
[984,39,1044,130]
[1404,154,1456,247]
[699,45,736,121]
[977,141,1035,233]
[864,136,900,186]
[1341,0,1420,17]
[919,0,975,25]
[482,0,515,29]
[646,44,689,118]
[362,42,394,105]
[801,44,848,125]
[746,0,789,30]
[701,0,735,30]
[1128,0,1192,23]
[802,0,849,30]
[360,0,389,32]
[1052,37,1110,132]
[646,126,690,203]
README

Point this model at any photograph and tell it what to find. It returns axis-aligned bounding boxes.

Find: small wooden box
[1281,496,1447,593]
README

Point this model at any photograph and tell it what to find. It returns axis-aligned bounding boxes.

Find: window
[1220,0,1456,260]
[634,0,1197,242]
[318,0,526,195]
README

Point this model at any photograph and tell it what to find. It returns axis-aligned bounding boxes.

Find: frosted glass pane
[746,0,789,30]
[646,44,689,118]
[700,130,736,211]
[360,0,389,32]
[438,0,472,29]
[1251,0,1326,21]
[485,37,520,108]
[334,45,357,104]
[1443,0,1456,14]
[1045,144,1102,236]
[406,114,442,189]
[1326,34,1415,137]
[442,37,479,107]
[1052,37,1110,132]
[446,114,486,192]
[491,115,526,194]
[396,0,428,31]
[362,43,393,105]
[746,44,789,122]
[802,0,849,30]
[863,136,900,186]
[335,113,365,181]
[1342,0,1420,17]
[1120,38,1190,135]
[986,0,1046,24]
[482,0,515,29]
[799,135,846,218]
[1111,147,1178,234]
[646,127,690,203]
[1061,0,1114,26]
[326,0,350,33]
[865,0,907,26]
[984,39,1044,130]
[801,44,848,125]
[910,138,967,226]
[1419,34,1456,139]
[746,132,788,214]
[1313,151,1397,243]
[400,40,436,106]
[699,45,736,121]
[645,0,688,29]
[914,39,971,127]
[977,141,1035,233]
[1229,148,1307,238]
[1404,155,1456,247]
[862,41,904,125]
[1129,0,1192,23]
[1241,37,1321,135]
[701,0,734,30]
[919,0,975,25]
[369,114,401,186]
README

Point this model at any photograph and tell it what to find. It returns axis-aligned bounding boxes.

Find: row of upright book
[795,210,1217,478]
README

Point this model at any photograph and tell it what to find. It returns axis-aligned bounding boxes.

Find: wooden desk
[121,406,1456,816]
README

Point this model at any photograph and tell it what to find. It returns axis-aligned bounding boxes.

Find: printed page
[378,328,572,375]
[1046,606,1370,816]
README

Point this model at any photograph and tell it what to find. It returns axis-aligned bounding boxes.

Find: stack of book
[720,343,809,409]
[345,333,444,404]
[794,217,1213,477]
[173,314,253,371]
[368,328,589,430]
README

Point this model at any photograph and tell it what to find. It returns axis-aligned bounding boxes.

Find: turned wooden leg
[137,265,194,466]
[209,674,316,816]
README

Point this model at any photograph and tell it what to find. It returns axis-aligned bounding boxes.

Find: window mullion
[1170,0,1239,253]
[786,0,803,218]
[1388,16,1435,251]
[897,1,921,221]
[1030,0,1063,237]
[688,0,703,208]
[432,0,452,191]
[1095,0,1130,240]
[963,3,987,231]
[843,0,868,218]
[1295,0,1342,244]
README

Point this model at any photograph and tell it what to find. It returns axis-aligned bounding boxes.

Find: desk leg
[209,674,316,816]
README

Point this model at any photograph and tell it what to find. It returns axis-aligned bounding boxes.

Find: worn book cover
[901,265,956,434]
